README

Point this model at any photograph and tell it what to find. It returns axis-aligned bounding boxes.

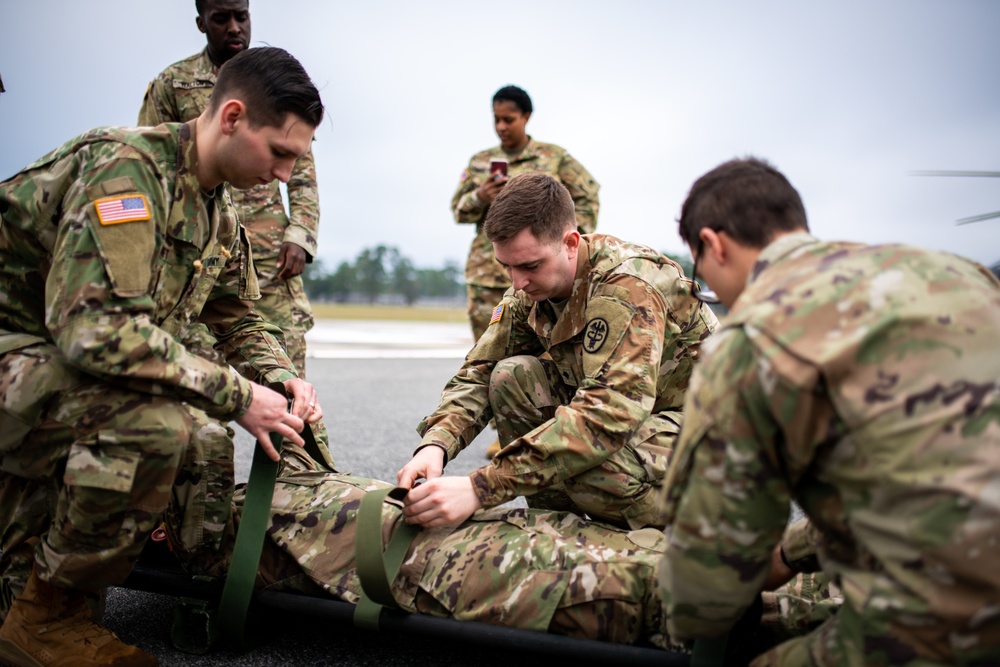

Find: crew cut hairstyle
[209,47,324,129]
[677,156,809,250]
[485,172,575,244]
[492,85,532,115]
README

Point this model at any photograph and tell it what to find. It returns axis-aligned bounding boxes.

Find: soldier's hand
[401,476,482,527]
[476,173,506,206]
[282,377,323,423]
[276,243,307,280]
[237,382,306,461]
[396,445,445,489]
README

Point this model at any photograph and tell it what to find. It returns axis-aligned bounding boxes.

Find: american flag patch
[94,194,150,225]
[489,302,504,325]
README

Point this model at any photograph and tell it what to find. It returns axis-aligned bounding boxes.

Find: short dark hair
[485,173,575,244]
[209,47,323,129]
[492,85,532,115]
[196,0,206,15]
[677,156,808,250]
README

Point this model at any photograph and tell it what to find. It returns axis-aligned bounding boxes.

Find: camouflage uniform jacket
[0,122,297,421]
[418,234,718,508]
[660,232,1000,661]
[139,48,319,266]
[451,138,599,288]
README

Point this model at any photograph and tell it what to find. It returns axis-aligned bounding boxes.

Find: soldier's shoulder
[529,140,568,156]
[76,126,180,172]
[590,235,670,273]
[468,145,501,162]
[151,51,208,83]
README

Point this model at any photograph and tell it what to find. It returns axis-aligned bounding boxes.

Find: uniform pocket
[63,435,140,494]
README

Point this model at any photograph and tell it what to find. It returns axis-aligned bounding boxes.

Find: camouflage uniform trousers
[154,443,678,648]
[0,350,228,614]
[254,253,314,380]
[466,283,509,343]
[167,444,679,650]
[489,355,678,529]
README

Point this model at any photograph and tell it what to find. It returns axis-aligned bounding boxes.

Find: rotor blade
[956,211,1000,225]
[912,170,1000,178]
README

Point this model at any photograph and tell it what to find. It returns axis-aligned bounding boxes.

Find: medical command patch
[583,317,610,353]
[94,194,150,225]
[489,302,505,325]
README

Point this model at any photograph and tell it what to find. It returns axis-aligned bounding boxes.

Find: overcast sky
[2,1,998,271]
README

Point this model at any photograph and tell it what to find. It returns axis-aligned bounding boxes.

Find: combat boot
[0,567,157,666]
[485,439,502,459]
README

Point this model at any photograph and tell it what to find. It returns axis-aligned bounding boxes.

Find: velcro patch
[582,296,634,378]
[489,302,505,325]
[94,194,150,225]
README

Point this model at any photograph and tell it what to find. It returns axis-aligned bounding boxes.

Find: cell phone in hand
[489,159,508,178]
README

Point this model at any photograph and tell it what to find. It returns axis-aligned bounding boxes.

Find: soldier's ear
[699,228,726,265]
[218,100,246,136]
[563,229,581,259]
[196,15,207,34]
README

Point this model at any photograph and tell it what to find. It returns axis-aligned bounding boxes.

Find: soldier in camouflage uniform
[452,85,599,341]
[660,157,1000,665]
[398,173,717,531]
[0,48,325,666]
[139,0,319,376]
[162,439,683,651]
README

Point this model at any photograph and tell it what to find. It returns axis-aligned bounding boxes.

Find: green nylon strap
[353,486,420,630]
[217,430,282,648]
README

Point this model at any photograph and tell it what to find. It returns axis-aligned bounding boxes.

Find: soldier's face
[493,101,530,151]
[197,0,251,67]
[494,227,580,302]
[219,109,315,190]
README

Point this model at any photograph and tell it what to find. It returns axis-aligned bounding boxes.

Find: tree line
[302,244,695,306]
[302,245,464,305]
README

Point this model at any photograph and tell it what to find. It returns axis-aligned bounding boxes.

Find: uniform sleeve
[558,153,600,234]
[201,232,298,386]
[281,146,319,258]
[416,294,540,460]
[450,155,488,224]
[659,327,802,641]
[469,275,667,507]
[137,75,178,126]
[45,151,254,421]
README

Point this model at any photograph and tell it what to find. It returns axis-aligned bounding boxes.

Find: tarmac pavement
[104,320,574,666]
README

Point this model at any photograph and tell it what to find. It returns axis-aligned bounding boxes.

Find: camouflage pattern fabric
[166,443,684,651]
[0,122,297,605]
[418,235,719,528]
[487,354,683,528]
[451,138,599,338]
[760,571,842,649]
[660,232,1000,665]
[139,48,317,376]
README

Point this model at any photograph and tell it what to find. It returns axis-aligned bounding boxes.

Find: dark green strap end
[352,486,420,630]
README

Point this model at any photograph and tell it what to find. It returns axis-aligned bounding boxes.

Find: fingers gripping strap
[353,487,420,630]
[217,431,281,648]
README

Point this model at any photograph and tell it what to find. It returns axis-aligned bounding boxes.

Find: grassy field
[310,302,468,323]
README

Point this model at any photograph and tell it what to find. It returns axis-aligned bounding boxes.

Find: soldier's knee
[117,398,200,458]
[490,355,541,385]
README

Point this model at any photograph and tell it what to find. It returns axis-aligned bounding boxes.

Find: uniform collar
[502,136,538,162]
[747,230,820,287]
[195,48,221,80]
